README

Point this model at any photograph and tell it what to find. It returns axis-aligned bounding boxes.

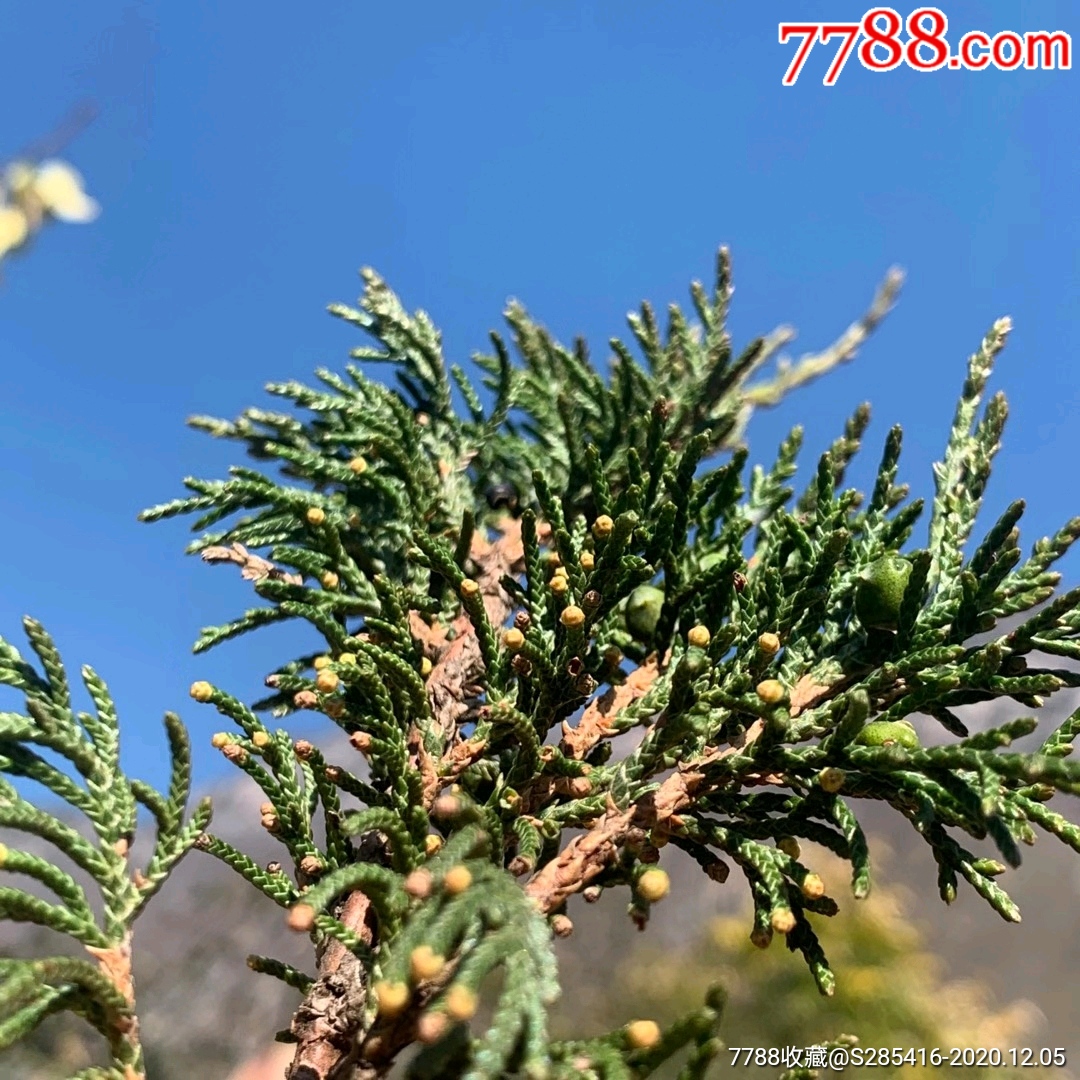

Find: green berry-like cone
[854,555,913,630]
[625,584,665,639]
[855,719,920,750]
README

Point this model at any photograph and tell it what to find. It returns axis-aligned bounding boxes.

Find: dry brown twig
[523,720,765,914]
[201,542,304,585]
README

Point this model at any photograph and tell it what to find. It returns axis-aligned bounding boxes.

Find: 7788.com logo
[780,6,1071,86]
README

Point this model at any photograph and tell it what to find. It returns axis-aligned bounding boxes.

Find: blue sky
[0,1,1076,795]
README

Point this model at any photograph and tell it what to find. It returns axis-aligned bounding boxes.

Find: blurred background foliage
[564,845,1058,1080]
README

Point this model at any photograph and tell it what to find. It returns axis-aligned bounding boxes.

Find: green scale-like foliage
[0,619,210,1077]
[8,248,1080,1079]
[138,254,1080,1078]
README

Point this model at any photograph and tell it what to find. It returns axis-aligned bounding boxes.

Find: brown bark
[285,890,376,1080]
[286,515,544,1077]
[285,831,386,1080]
[418,516,547,743]
[85,930,143,1079]
[523,720,765,914]
[559,652,663,759]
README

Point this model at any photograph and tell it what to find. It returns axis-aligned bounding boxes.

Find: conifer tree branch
[0,621,208,1077]
[40,247,1070,1079]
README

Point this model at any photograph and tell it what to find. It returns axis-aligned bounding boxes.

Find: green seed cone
[625,585,665,638]
[854,555,912,630]
[855,719,920,750]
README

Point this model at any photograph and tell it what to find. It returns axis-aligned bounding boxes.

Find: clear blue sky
[1,1,1076,795]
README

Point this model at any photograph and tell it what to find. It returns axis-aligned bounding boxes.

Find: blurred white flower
[31,160,100,223]
[0,205,29,257]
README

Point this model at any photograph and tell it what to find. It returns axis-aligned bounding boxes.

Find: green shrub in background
[577,845,1056,1080]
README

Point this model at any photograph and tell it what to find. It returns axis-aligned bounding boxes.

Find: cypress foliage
[0,621,209,1075]
[5,249,1080,1078]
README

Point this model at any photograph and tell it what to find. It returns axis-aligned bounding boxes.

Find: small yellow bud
[375,980,411,1018]
[405,868,433,898]
[625,1019,662,1049]
[348,456,368,474]
[287,903,316,932]
[316,670,340,694]
[314,656,332,670]
[770,908,797,934]
[417,1012,448,1043]
[306,507,326,526]
[755,679,786,705]
[579,550,595,571]
[550,914,574,938]
[338,652,357,665]
[758,632,781,656]
[444,984,478,1021]
[260,801,275,816]
[592,515,614,540]
[410,945,446,982]
[420,656,433,676]
[433,793,461,818]
[424,834,444,857]
[350,731,373,754]
[0,843,7,868]
[560,606,586,629]
[687,625,711,648]
[553,565,569,580]
[443,865,473,895]
[320,571,339,589]
[190,681,214,703]
[549,575,569,595]
[636,868,670,903]
[459,579,480,599]
[801,873,825,900]
[252,731,271,748]
[210,732,230,749]
[261,811,280,832]
[776,836,801,859]
[818,767,845,793]
[503,628,525,651]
